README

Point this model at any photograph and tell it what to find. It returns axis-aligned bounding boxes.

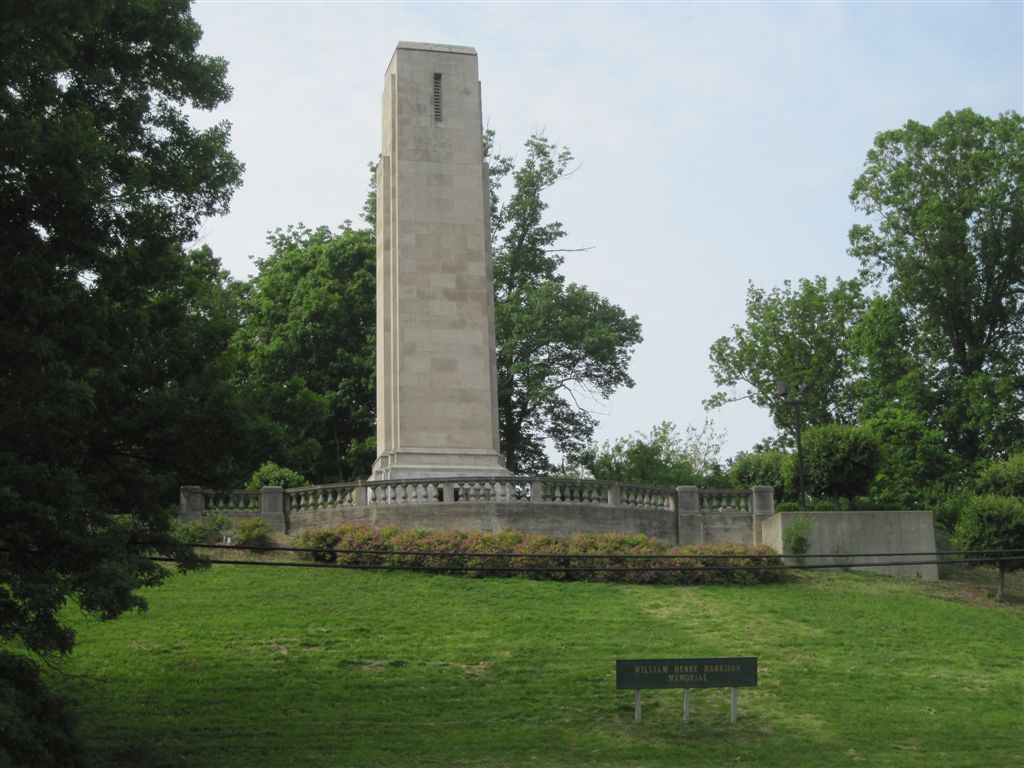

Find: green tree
[234,224,376,481]
[801,424,881,508]
[973,453,1024,498]
[707,276,866,432]
[246,461,309,490]
[487,133,642,472]
[576,421,727,488]
[849,109,1024,465]
[0,0,242,690]
[863,406,959,509]
[730,450,795,502]
[952,494,1024,601]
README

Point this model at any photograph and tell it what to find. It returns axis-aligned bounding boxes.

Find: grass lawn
[53,564,1023,767]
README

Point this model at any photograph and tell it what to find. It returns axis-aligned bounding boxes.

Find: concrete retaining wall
[761,510,939,580]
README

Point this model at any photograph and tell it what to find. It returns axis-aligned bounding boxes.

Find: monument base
[370,447,512,480]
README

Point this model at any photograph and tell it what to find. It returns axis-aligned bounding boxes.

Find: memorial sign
[616,657,757,724]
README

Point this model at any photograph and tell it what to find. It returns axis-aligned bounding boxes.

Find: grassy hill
[56,564,1022,767]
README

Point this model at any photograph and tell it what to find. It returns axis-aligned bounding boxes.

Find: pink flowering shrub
[295,525,783,585]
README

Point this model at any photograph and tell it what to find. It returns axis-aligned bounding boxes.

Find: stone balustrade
[202,490,260,514]
[180,478,776,547]
[699,489,752,513]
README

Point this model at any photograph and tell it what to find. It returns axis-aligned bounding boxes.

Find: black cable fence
[147,543,1024,575]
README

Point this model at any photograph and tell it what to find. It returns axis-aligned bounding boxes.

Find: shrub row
[295,525,784,585]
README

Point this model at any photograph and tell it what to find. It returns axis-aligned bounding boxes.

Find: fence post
[676,486,702,546]
[179,485,204,523]
[750,486,775,545]
[260,486,286,534]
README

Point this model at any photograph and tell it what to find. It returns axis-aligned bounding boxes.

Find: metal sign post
[616,657,757,725]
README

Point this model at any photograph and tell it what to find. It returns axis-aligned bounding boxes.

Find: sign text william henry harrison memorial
[370,42,510,480]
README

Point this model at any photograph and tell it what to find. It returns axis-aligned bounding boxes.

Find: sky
[188,0,1024,462]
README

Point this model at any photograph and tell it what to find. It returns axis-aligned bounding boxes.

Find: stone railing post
[260,486,286,535]
[353,483,368,507]
[751,486,775,545]
[179,485,203,523]
[676,485,702,546]
[530,479,544,503]
[608,483,621,506]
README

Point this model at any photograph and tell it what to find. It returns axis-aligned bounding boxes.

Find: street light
[777,380,809,510]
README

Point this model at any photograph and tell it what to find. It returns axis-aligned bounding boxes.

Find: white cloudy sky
[188,0,1023,461]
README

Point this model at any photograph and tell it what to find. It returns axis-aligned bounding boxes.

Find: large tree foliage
[707,276,866,431]
[233,224,376,481]
[575,421,728,488]
[973,452,1024,498]
[0,0,243,664]
[710,109,1022,500]
[801,424,881,508]
[487,134,643,473]
[730,450,795,502]
[863,406,958,509]
[849,109,1024,464]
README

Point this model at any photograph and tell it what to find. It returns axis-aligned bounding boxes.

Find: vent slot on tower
[432,73,442,122]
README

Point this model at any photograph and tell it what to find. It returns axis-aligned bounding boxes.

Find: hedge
[295,525,783,585]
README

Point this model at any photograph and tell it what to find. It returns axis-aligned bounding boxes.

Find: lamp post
[777,380,808,510]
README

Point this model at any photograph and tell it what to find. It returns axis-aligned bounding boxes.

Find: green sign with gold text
[616,657,757,689]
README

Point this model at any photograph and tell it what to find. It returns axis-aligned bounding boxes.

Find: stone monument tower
[370,42,509,480]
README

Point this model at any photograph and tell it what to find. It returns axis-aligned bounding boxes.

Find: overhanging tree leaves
[487,133,642,473]
[0,0,243,670]
[849,109,1024,464]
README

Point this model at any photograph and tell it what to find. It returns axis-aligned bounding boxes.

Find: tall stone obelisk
[370,42,509,480]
